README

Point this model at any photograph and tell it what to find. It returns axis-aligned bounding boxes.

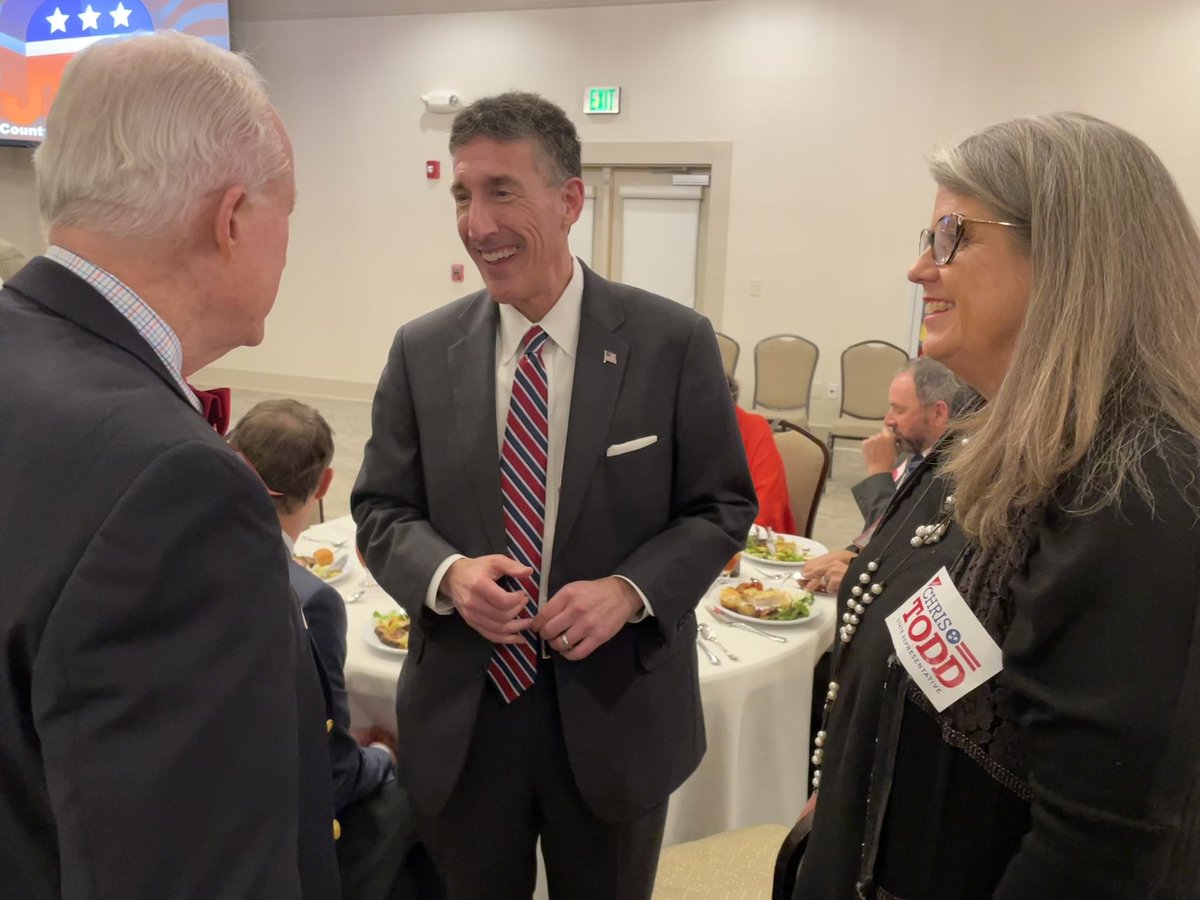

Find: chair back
[753,334,819,415]
[773,421,831,538]
[0,238,27,282]
[839,340,908,420]
[715,331,740,380]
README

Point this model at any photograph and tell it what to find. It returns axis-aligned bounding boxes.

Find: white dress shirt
[425,258,650,619]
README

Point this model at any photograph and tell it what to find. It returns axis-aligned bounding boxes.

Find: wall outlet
[825,382,839,399]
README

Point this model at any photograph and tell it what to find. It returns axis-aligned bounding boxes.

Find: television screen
[0,0,230,146]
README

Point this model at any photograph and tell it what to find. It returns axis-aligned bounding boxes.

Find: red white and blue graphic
[1,0,229,143]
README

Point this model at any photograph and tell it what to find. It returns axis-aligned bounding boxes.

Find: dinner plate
[362,621,408,657]
[717,600,824,628]
[743,530,829,568]
[294,552,352,586]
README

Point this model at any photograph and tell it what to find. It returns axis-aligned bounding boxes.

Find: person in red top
[729,376,797,534]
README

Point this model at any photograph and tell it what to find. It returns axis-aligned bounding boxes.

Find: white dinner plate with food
[294,550,352,586]
[363,612,410,656]
[714,579,823,626]
[718,601,824,628]
[742,529,828,568]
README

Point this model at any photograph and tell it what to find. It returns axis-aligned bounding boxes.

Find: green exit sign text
[585,86,621,115]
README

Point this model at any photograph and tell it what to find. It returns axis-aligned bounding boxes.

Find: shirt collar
[43,244,200,411]
[497,256,583,363]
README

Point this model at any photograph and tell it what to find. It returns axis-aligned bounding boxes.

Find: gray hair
[908,357,961,409]
[931,112,1200,547]
[34,31,289,238]
[449,91,581,184]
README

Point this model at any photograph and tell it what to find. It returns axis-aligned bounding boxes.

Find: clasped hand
[441,555,641,660]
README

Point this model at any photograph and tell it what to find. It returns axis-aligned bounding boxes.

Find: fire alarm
[451,264,464,282]
[426,160,440,179]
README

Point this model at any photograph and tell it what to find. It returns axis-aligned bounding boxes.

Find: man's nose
[467,202,498,242]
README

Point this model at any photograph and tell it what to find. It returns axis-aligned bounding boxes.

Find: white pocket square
[606,435,658,457]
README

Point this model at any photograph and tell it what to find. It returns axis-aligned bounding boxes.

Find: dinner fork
[707,605,788,643]
[698,623,738,661]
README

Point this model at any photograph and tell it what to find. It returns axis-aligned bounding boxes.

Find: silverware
[329,538,350,549]
[358,578,377,588]
[345,590,366,603]
[707,605,788,643]
[699,623,738,661]
[695,638,721,665]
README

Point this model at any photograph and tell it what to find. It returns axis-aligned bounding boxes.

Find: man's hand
[800,550,856,594]
[440,555,533,643]
[861,428,899,476]
[531,576,642,661]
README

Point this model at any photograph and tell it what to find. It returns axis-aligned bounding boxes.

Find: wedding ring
[559,631,572,650]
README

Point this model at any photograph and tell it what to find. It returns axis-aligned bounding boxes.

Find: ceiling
[229,0,700,22]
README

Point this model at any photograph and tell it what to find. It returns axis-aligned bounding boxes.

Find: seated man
[729,375,796,534]
[228,399,425,900]
[802,358,959,594]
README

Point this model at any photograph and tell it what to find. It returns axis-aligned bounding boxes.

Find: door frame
[581,141,732,323]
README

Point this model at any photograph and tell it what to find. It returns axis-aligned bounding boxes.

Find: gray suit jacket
[851,471,897,527]
[353,265,757,823]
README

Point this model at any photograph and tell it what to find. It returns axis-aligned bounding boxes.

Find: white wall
[0,145,44,261]
[7,0,1200,423]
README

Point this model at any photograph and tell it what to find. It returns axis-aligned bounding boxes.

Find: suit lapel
[447,296,506,552]
[554,269,627,558]
[6,257,195,409]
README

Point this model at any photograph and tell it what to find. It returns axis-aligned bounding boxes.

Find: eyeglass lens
[918,214,961,265]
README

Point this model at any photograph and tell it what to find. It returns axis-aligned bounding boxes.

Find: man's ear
[314,467,334,500]
[561,176,585,226]
[212,184,249,261]
[933,400,951,428]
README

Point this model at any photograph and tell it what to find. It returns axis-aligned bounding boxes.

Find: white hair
[34,31,289,238]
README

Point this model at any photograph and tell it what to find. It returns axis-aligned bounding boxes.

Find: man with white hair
[0,32,339,899]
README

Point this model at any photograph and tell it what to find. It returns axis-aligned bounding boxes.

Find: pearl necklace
[810,487,956,790]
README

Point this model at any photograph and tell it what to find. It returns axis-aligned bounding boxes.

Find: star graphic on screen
[78,3,101,29]
[46,6,69,32]
[110,2,131,27]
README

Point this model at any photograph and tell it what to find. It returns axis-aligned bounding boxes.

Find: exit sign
[585,86,621,115]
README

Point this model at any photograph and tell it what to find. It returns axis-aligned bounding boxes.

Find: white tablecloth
[299,515,835,848]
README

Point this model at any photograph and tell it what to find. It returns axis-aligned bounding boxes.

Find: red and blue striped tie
[488,326,550,702]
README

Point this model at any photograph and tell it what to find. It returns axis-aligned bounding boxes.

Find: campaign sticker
[884,566,1002,712]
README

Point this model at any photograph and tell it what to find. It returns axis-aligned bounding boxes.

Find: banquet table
[299,515,836,850]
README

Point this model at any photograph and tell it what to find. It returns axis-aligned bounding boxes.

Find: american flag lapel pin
[603,350,617,365]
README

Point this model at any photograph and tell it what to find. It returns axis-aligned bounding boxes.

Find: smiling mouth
[479,246,518,264]
[924,299,955,314]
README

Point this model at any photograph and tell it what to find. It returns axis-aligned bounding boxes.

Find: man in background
[0,33,339,898]
[354,92,756,899]
[802,357,958,594]
[229,399,431,900]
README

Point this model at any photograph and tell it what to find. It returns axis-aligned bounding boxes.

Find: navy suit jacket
[288,560,394,812]
[0,258,340,899]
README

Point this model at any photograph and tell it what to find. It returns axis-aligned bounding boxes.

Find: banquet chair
[773,421,832,538]
[752,334,819,427]
[715,331,740,379]
[652,814,814,900]
[827,340,908,455]
[0,237,27,284]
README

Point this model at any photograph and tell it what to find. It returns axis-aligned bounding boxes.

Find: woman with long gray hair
[792,113,1200,898]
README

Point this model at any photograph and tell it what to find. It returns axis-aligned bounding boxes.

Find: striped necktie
[487,326,550,702]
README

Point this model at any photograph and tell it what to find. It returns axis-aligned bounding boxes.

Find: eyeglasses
[918,212,1023,266]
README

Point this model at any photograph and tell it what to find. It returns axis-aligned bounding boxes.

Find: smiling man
[353,92,756,900]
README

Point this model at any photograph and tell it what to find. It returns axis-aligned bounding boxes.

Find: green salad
[744,533,807,563]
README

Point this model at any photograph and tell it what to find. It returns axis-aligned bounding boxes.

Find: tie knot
[522,326,549,358]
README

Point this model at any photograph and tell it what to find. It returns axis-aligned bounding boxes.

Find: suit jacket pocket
[636,611,696,673]
[606,435,658,458]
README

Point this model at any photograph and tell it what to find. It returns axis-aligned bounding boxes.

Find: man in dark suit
[353,92,757,900]
[229,399,429,900]
[0,33,339,899]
